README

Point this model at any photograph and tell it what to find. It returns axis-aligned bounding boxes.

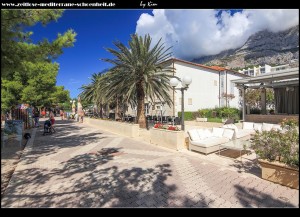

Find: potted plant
[251,118,299,189]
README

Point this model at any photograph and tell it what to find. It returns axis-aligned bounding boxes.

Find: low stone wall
[245,114,299,124]
[84,118,139,138]
[150,128,185,151]
[185,121,223,128]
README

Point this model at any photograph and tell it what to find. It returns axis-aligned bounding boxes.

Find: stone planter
[150,128,185,151]
[84,117,139,138]
[196,118,207,122]
[258,159,299,189]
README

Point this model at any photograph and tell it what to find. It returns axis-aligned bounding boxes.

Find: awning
[232,68,299,88]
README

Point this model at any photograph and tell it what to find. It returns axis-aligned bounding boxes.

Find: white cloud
[135,9,299,60]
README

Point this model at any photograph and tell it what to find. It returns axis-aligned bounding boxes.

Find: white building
[238,64,291,77]
[126,58,248,117]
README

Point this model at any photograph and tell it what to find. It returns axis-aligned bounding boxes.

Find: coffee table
[218,138,252,162]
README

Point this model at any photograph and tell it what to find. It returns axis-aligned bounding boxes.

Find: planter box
[150,128,185,151]
[258,159,299,189]
[84,117,139,138]
[196,118,207,122]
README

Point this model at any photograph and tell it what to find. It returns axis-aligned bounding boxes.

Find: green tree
[245,88,274,109]
[102,34,175,128]
[50,86,71,105]
[1,9,76,111]
[1,79,23,112]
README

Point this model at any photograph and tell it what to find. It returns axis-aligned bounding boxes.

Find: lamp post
[170,76,192,131]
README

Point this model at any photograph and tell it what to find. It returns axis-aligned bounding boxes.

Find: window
[156,105,161,110]
[188,98,192,105]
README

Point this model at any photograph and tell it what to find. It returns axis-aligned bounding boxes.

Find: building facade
[125,58,248,117]
[238,64,293,77]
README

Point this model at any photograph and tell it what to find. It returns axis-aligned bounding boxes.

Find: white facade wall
[173,62,220,114]
[225,72,242,108]
[125,59,247,117]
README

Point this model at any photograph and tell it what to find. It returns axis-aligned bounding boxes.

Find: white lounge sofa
[188,127,235,155]
[222,122,282,139]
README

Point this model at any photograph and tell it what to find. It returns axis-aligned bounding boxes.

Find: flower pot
[258,159,299,189]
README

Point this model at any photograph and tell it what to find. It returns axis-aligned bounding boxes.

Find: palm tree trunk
[115,97,119,120]
[136,83,146,128]
[99,103,103,118]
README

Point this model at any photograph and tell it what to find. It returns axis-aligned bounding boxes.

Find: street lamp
[170,76,192,131]
[70,100,76,115]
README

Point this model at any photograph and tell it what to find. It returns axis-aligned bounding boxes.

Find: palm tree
[102,34,176,128]
[80,72,105,118]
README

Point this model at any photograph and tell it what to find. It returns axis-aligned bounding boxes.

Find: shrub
[250,107,261,114]
[192,111,200,120]
[198,107,240,121]
[198,109,211,118]
[178,112,194,121]
[251,119,299,168]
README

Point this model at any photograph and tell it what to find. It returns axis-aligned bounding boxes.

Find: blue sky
[29,9,298,99]
[30,10,152,98]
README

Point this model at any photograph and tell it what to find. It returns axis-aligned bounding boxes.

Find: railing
[11,108,34,129]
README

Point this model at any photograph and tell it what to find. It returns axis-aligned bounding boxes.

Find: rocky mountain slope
[192,25,299,69]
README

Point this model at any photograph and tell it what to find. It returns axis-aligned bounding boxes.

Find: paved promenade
[1,118,299,208]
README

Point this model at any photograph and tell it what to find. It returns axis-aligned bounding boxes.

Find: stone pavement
[1,118,299,208]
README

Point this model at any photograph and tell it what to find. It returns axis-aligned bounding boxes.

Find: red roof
[160,58,249,77]
[207,66,227,71]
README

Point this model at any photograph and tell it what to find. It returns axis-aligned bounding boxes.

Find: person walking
[60,109,64,120]
[41,109,46,118]
[49,111,56,133]
[33,108,40,127]
[79,110,84,123]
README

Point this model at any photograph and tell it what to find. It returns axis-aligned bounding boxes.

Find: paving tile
[2,119,298,208]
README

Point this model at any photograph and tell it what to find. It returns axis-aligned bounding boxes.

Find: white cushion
[235,129,254,139]
[191,137,229,147]
[196,129,207,140]
[212,127,224,138]
[272,124,282,131]
[222,129,234,140]
[253,123,263,132]
[243,122,254,130]
[188,129,200,141]
[203,128,213,138]
[223,124,238,133]
[262,123,274,131]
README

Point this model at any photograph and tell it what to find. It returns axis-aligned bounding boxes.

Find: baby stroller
[43,119,54,135]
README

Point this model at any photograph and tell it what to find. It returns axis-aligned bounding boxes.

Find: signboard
[2,120,23,147]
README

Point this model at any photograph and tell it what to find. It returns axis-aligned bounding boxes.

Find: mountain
[192,25,299,70]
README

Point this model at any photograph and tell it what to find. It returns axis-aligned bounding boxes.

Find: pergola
[232,67,299,121]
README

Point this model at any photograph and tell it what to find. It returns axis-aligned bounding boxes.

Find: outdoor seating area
[188,127,235,155]
[222,122,282,139]
[187,121,284,155]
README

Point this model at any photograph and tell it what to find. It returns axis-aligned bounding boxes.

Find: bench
[196,118,207,122]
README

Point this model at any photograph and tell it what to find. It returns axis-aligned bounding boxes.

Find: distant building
[238,61,298,77]
[126,58,248,117]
